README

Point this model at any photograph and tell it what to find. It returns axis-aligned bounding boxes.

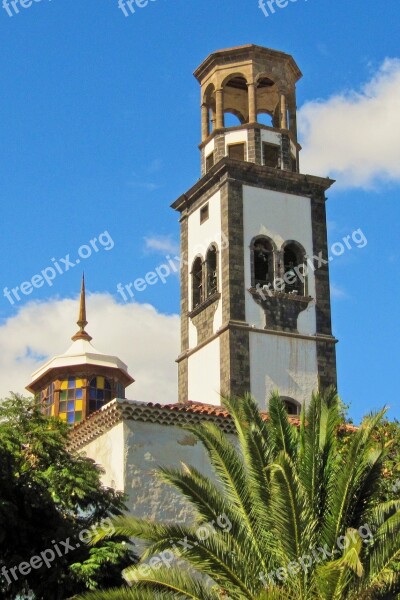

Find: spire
[71,274,93,342]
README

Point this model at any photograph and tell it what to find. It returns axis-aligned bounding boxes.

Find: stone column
[210,106,216,131]
[280,94,288,130]
[248,82,257,123]
[201,103,209,141]
[215,89,224,129]
[288,92,298,139]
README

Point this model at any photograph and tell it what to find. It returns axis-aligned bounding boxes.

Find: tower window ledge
[189,291,221,318]
[248,287,313,303]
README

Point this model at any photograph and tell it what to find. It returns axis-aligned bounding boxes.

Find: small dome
[26,275,134,394]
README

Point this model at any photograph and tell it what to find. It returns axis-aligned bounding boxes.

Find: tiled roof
[68,398,303,451]
[68,398,356,452]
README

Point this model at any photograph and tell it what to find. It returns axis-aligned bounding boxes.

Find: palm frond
[267,392,298,459]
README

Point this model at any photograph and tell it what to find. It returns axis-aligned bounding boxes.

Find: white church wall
[80,421,125,491]
[123,420,216,523]
[188,319,198,349]
[213,299,223,334]
[79,418,237,529]
[204,137,215,157]
[297,302,317,335]
[249,331,319,409]
[242,185,316,335]
[187,189,222,315]
[260,129,281,147]
[188,338,221,405]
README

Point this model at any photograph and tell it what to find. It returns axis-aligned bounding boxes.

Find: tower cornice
[194,44,302,84]
[171,157,335,214]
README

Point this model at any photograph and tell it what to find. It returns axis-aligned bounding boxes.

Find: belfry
[173,44,337,412]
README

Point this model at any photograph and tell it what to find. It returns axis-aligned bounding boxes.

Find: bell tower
[172,45,337,412]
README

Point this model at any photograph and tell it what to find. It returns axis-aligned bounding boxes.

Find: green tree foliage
[80,391,400,599]
[0,393,135,599]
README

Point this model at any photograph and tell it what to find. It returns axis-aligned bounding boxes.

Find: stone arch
[222,73,249,125]
[205,243,219,297]
[191,255,204,309]
[224,108,246,126]
[250,235,277,287]
[255,73,280,125]
[221,72,249,89]
[281,240,307,296]
[257,110,274,127]
[203,83,216,135]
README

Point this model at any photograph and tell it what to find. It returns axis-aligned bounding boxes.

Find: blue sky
[0,0,399,422]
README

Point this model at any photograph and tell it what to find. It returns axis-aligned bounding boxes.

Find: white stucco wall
[204,137,215,157]
[188,190,222,310]
[249,332,318,409]
[260,129,281,147]
[79,418,236,530]
[188,319,198,349]
[80,421,125,491]
[123,420,215,523]
[188,190,223,349]
[243,185,316,335]
[188,338,221,405]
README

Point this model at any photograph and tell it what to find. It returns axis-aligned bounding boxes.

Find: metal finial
[71,274,92,342]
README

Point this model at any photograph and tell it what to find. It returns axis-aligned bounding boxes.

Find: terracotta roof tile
[69,398,315,451]
[68,397,356,452]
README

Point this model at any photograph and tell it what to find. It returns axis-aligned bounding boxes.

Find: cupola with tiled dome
[26,276,134,426]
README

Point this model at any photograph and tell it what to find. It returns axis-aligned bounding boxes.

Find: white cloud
[298,59,400,189]
[127,181,162,191]
[0,295,179,404]
[144,235,180,256]
[330,284,347,300]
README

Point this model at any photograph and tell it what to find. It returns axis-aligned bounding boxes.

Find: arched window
[283,242,306,296]
[59,376,84,425]
[252,237,274,287]
[89,376,112,414]
[192,257,203,309]
[257,112,273,127]
[223,74,248,126]
[281,397,301,416]
[224,112,243,127]
[206,245,218,297]
[203,84,216,136]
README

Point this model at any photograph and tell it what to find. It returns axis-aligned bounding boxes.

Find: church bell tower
[172,45,337,412]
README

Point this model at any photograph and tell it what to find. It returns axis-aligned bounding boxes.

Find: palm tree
[79,391,400,599]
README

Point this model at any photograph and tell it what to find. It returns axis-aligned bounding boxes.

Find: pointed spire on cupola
[71,274,93,342]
